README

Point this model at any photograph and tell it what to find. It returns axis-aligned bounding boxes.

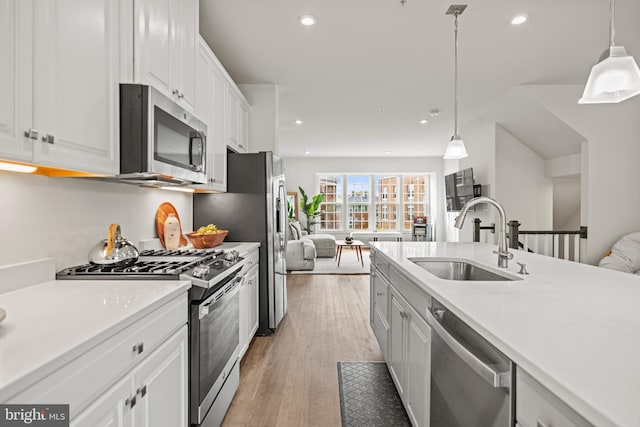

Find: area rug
[337,361,410,427]
[290,249,370,275]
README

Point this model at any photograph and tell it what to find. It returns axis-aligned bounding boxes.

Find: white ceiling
[199,0,640,158]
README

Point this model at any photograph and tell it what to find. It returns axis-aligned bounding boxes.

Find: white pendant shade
[443,136,468,159]
[579,46,640,104]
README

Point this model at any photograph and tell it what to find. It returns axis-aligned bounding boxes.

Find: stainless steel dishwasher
[427,298,515,427]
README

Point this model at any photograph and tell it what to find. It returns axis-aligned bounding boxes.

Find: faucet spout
[454,196,513,268]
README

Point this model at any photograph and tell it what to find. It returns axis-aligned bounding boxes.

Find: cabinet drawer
[373,273,389,322]
[371,250,389,279]
[516,368,592,427]
[373,306,389,358]
[389,266,430,323]
[9,293,188,418]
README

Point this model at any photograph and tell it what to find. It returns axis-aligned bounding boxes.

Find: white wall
[282,156,445,240]
[553,176,581,230]
[495,125,553,231]
[454,119,497,242]
[0,172,192,270]
[523,85,640,264]
[238,84,279,154]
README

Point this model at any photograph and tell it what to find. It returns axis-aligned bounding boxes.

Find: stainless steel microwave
[118,84,207,185]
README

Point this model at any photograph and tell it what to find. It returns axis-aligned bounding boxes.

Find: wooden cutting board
[156,202,188,248]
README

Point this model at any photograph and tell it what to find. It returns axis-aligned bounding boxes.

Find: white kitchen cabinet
[0,0,120,175]
[387,283,431,427]
[194,37,228,192]
[516,368,591,427]
[134,0,197,112]
[239,248,260,359]
[10,293,189,425]
[370,266,390,358]
[70,376,131,427]
[237,101,249,153]
[131,325,188,427]
[73,326,188,427]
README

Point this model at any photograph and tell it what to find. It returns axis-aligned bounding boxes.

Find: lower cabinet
[239,248,260,359]
[72,326,188,427]
[371,266,390,358]
[387,284,431,427]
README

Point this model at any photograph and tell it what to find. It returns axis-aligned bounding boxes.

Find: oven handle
[198,276,243,320]
[426,308,510,388]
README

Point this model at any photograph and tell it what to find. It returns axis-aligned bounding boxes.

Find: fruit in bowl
[345,236,353,244]
[188,224,228,248]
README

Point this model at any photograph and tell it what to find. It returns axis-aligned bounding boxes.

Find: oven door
[190,276,242,424]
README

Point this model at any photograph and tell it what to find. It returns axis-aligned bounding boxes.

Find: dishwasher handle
[426,308,510,389]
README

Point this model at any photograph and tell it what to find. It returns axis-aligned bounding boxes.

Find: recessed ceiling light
[429,109,440,117]
[299,15,317,26]
[419,119,428,124]
[510,13,530,25]
[304,150,310,155]
[295,119,303,125]
[385,151,392,155]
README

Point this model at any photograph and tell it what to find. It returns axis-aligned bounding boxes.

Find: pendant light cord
[609,0,615,47]
[453,12,459,137]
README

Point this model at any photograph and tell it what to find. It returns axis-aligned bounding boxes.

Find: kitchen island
[371,241,640,427]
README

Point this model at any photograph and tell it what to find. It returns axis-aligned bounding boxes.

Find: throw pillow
[291,221,303,241]
[288,222,299,240]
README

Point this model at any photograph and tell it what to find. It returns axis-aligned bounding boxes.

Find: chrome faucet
[454,196,513,268]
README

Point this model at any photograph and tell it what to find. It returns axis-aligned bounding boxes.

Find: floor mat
[337,361,411,427]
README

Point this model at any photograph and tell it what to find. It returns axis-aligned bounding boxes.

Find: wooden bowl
[187,230,229,249]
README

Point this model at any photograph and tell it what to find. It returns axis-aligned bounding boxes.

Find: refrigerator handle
[277,181,287,252]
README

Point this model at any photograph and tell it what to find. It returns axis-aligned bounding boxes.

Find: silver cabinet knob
[24,128,38,140]
[41,134,55,144]
[172,89,179,96]
[178,92,184,99]
[376,292,385,296]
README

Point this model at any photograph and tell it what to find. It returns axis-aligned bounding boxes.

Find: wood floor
[222,273,383,427]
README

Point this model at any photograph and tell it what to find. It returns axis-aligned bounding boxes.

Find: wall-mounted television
[445,167,475,211]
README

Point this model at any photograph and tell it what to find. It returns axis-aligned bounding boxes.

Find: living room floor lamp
[443,4,469,160]
[579,0,640,104]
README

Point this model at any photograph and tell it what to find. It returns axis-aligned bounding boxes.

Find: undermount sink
[410,258,521,281]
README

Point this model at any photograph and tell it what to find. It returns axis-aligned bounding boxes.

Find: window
[317,173,431,232]
[403,175,429,230]
[318,175,342,230]
[347,176,370,230]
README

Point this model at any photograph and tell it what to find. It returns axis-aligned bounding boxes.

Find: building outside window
[318,175,342,230]
[317,173,431,232]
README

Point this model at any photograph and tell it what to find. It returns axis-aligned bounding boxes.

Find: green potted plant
[298,186,324,234]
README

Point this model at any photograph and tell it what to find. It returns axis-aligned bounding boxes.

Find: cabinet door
[405,305,431,427]
[132,326,188,427]
[32,0,119,174]
[210,65,227,191]
[226,86,238,149]
[194,41,209,121]
[173,0,196,111]
[388,292,406,399]
[134,0,171,96]
[373,306,389,359]
[71,376,132,427]
[239,274,250,359]
[237,101,249,152]
[0,0,32,162]
[247,264,260,337]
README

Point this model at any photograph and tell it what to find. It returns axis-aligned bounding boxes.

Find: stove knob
[192,265,210,278]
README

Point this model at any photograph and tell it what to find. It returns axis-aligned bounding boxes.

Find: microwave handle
[190,131,206,172]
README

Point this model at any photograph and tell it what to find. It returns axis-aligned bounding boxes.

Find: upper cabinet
[226,86,249,153]
[0,0,120,175]
[134,0,197,112]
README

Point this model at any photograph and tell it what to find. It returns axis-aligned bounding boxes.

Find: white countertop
[371,241,640,427]
[215,241,260,256]
[0,278,190,401]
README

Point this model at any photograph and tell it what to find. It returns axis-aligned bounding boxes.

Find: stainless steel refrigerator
[193,151,287,335]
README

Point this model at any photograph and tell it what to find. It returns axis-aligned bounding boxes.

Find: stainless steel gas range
[57,247,247,427]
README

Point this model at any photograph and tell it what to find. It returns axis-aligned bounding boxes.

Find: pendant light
[579,0,640,104]
[443,5,469,160]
